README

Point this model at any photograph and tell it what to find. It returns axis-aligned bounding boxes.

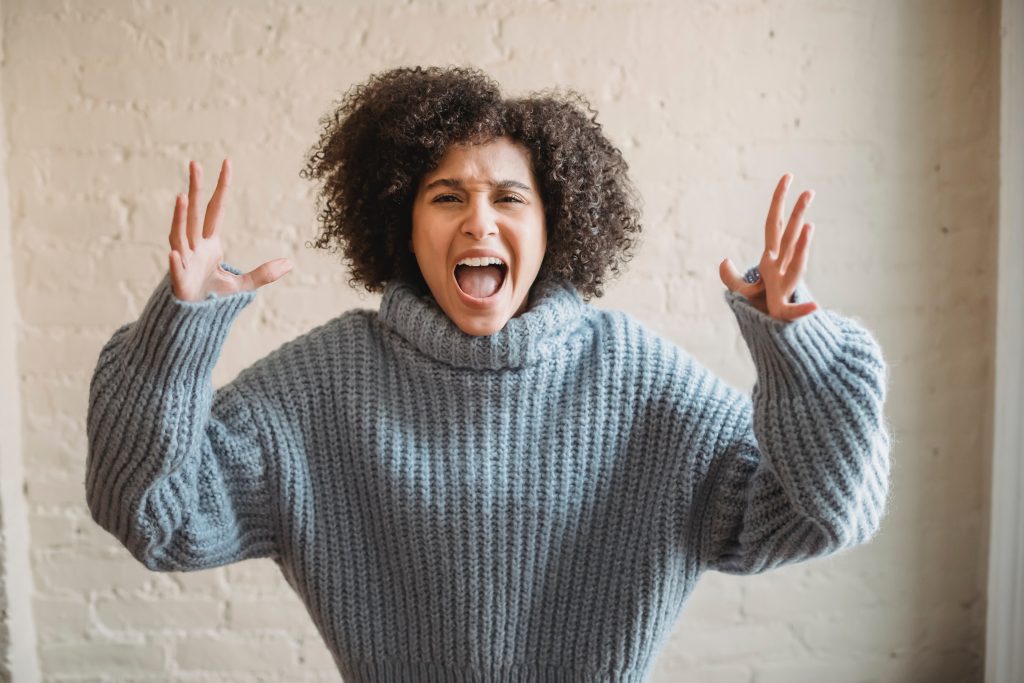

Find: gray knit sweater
[85,263,891,682]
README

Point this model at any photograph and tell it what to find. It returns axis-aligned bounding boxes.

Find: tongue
[455,265,504,298]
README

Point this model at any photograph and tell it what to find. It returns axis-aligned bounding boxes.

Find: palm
[719,173,819,321]
[168,159,291,302]
[172,231,233,302]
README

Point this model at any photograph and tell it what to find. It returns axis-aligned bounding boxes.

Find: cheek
[527,221,548,265]
[411,215,445,262]
[409,211,434,252]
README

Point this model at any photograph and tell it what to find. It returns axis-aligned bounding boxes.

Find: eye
[432,194,460,203]
[498,194,525,203]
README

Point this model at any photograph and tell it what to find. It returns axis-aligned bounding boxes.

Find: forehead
[422,137,534,182]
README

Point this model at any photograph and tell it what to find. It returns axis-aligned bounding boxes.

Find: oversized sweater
[85,263,892,682]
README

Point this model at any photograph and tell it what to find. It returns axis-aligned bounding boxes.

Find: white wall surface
[0,0,998,681]
[1,0,42,679]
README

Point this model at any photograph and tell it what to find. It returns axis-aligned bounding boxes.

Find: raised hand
[719,173,820,321]
[168,159,292,302]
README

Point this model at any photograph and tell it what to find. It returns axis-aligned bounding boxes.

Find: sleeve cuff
[121,263,256,385]
[724,265,850,397]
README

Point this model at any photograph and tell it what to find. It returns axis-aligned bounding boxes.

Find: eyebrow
[422,178,533,193]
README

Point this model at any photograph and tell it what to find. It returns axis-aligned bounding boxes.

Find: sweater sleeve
[696,268,892,575]
[85,265,278,572]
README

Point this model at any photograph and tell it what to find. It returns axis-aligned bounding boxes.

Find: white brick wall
[0,0,996,680]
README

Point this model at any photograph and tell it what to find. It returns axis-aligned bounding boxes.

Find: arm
[85,265,278,571]
[696,282,892,575]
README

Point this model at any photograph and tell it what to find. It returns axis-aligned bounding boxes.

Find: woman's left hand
[719,173,820,321]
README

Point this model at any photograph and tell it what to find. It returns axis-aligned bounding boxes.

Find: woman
[85,66,890,681]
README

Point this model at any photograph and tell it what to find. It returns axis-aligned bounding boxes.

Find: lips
[452,263,509,307]
[451,248,510,270]
[450,247,511,304]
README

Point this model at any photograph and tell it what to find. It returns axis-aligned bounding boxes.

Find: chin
[451,312,510,337]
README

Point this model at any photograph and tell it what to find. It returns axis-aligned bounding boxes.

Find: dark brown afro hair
[300,65,643,300]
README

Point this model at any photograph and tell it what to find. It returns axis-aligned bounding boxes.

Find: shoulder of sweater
[585,305,746,432]
[584,305,715,395]
[231,306,379,386]
[588,305,693,360]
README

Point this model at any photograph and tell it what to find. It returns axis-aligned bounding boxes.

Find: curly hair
[300,65,643,300]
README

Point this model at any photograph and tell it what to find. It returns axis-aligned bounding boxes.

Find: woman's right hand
[168,159,292,302]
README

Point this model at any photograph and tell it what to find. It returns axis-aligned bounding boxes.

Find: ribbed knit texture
[85,263,892,682]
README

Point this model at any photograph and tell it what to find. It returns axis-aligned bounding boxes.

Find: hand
[719,173,820,321]
[168,159,292,302]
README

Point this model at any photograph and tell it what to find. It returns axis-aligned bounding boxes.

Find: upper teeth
[457,256,505,267]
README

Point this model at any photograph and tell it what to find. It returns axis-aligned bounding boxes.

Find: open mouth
[453,261,508,300]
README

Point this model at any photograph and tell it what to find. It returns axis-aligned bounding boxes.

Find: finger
[169,250,185,298]
[719,258,766,298]
[237,258,293,291]
[764,173,792,258]
[169,194,189,256]
[186,160,203,249]
[203,158,231,239]
[783,223,814,290]
[781,300,820,320]
[779,190,814,274]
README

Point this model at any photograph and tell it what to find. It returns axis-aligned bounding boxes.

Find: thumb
[240,258,292,291]
[719,258,763,297]
[719,258,743,290]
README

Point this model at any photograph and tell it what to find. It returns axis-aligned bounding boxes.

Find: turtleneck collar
[377,277,592,371]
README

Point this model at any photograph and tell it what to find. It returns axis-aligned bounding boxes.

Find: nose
[461,197,498,239]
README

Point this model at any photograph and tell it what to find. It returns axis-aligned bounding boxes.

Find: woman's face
[411,136,547,336]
